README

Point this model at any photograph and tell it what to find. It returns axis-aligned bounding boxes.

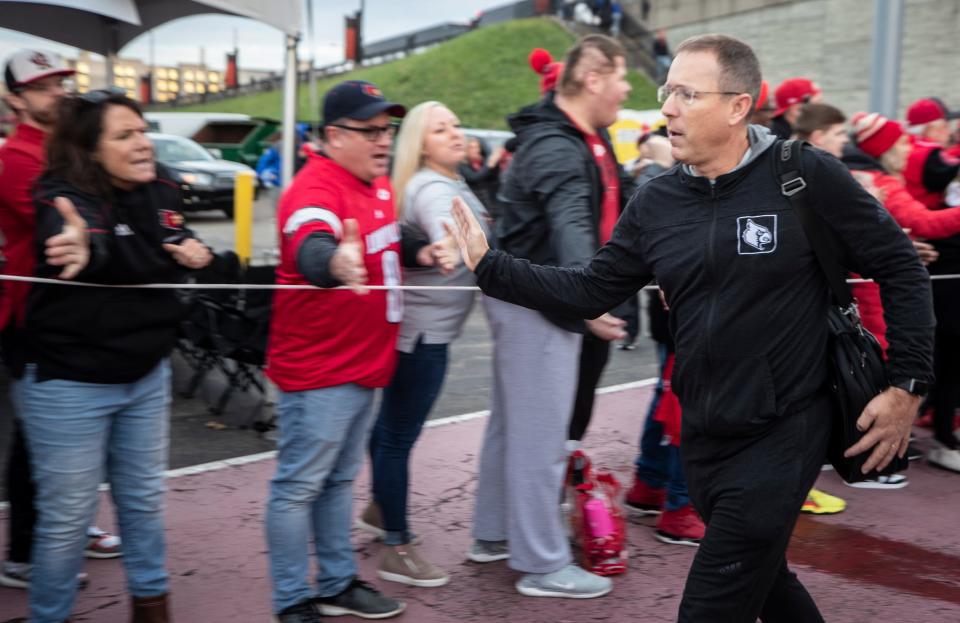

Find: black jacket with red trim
[19,165,195,383]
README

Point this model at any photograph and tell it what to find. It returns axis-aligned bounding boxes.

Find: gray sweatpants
[472,296,583,573]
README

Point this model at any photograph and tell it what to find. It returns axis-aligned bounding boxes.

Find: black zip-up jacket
[495,94,634,332]
[476,138,935,438]
[22,166,194,383]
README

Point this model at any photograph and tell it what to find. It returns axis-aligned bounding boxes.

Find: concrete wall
[625,0,960,119]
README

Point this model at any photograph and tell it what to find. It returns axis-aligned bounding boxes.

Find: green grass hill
[175,18,658,129]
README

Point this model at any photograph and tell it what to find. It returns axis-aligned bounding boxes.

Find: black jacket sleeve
[808,149,936,383]
[400,223,429,268]
[33,191,111,280]
[523,134,600,269]
[922,148,960,193]
[475,187,655,319]
[459,162,499,186]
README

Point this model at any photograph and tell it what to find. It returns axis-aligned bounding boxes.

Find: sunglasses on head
[76,86,128,104]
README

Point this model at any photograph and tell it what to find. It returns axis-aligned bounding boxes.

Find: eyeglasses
[328,122,398,142]
[77,87,128,104]
[657,85,742,106]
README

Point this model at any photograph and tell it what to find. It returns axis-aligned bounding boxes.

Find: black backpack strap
[774,139,854,307]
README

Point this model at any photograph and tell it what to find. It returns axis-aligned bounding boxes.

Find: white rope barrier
[0,273,959,291]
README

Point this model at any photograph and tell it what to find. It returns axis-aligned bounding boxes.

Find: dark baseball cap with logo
[322,80,406,127]
[4,49,74,93]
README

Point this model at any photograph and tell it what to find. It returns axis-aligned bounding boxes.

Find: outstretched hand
[417,233,460,276]
[45,196,90,280]
[329,218,368,294]
[443,197,490,272]
[162,238,213,270]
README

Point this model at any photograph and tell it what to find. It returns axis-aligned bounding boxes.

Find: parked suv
[149,132,254,218]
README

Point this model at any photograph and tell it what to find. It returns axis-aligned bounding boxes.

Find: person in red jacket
[264,80,455,623]
[0,49,123,592]
[844,111,960,476]
[903,98,960,210]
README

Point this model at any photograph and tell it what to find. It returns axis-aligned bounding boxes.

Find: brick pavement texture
[2,386,959,622]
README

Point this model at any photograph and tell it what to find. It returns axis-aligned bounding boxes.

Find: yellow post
[234,170,255,266]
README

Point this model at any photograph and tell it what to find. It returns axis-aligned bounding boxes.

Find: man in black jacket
[466,35,632,599]
[449,34,934,621]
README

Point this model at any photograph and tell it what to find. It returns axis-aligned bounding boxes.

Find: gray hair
[675,34,762,104]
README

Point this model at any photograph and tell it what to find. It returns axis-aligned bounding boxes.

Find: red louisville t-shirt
[566,118,621,244]
[267,154,402,392]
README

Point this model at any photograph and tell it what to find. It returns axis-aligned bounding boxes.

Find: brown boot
[131,593,170,623]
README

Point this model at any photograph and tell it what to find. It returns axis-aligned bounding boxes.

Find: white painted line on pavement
[0,376,659,510]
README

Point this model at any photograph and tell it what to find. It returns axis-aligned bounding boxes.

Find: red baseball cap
[773,78,821,117]
[906,98,960,127]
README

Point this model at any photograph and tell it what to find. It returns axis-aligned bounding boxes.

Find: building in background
[67,51,224,104]
[621,0,960,118]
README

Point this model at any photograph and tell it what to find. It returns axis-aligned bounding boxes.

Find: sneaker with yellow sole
[801,488,846,515]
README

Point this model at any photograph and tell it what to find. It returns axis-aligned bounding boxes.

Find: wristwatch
[890,378,930,397]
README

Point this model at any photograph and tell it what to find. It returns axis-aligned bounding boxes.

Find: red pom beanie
[851,112,904,158]
[529,48,564,95]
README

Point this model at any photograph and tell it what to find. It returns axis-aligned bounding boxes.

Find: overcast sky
[0,0,509,71]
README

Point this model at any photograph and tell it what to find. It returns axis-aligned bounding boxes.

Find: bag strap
[774,139,854,307]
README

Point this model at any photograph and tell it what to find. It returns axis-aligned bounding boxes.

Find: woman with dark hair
[458,136,504,218]
[11,89,212,623]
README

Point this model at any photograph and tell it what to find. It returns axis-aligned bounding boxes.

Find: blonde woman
[358,101,490,586]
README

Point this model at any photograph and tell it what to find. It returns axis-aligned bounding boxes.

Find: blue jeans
[266,383,375,613]
[14,361,171,623]
[369,341,448,545]
[635,345,690,511]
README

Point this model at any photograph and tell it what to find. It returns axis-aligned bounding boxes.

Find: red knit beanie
[529,48,564,95]
[851,112,904,158]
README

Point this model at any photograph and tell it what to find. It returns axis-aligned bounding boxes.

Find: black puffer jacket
[495,94,634,331]
[476,136,934,439]
[22,165,195,383]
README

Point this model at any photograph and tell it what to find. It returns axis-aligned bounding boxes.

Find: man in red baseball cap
[770,77,821,139]
[903,97,960,210]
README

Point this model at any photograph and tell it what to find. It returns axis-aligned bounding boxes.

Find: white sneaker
[844,473,909,489]
[466,539,509,563]
[0,561,89,590]
[515,564,612,599]
[927,441,960,474]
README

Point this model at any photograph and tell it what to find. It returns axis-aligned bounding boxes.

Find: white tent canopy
[0,0,303,185]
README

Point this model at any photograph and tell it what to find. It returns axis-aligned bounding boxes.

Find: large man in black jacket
[467,35,633,599]
[450,35,934,621]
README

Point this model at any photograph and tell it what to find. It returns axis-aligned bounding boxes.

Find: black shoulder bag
[774,139,908,483]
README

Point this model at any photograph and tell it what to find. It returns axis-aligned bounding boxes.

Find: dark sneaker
[314,579,405,619]
[275,599,323,623]
[906,442,923,462]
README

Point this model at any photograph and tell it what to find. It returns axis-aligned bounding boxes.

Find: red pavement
[2,385,959,622]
